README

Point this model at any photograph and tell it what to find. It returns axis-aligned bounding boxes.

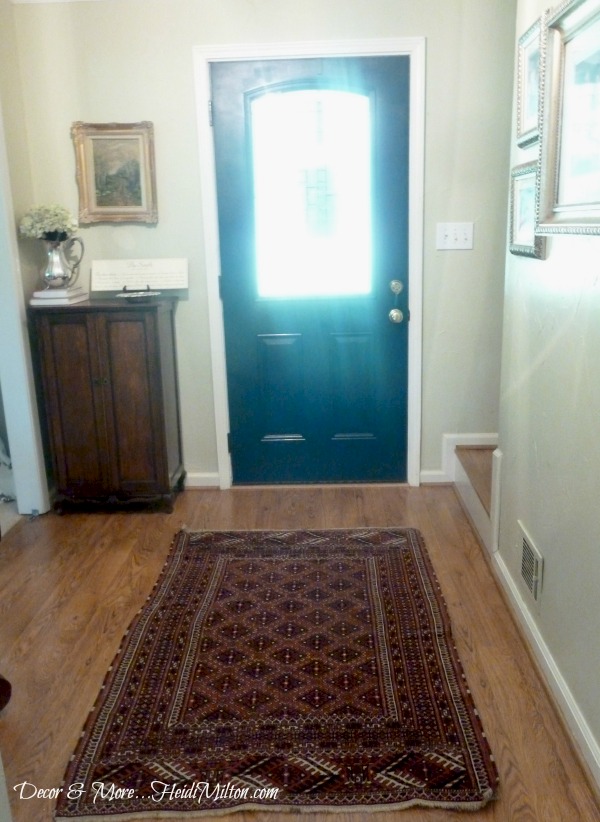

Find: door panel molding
[194,39,425,488]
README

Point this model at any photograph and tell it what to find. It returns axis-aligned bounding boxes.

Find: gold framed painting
[71,121,158,224]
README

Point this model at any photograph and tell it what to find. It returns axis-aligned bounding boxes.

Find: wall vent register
[519,520,544,602]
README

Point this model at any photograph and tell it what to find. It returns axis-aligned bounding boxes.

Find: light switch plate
[436,222,474,250]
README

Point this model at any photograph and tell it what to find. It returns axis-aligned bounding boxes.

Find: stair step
[455,445,494,515]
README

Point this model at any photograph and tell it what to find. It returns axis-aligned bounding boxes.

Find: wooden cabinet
[29,300,185,510]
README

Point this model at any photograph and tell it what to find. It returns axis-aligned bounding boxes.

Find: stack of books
[29,284,89,306]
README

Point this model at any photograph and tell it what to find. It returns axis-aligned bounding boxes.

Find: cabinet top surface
[28,298,178,315]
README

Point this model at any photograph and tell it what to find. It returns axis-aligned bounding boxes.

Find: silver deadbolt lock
[390,279,404,295]
[389,308,404,324]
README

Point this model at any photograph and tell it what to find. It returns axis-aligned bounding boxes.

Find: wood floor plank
[0,486,598,822]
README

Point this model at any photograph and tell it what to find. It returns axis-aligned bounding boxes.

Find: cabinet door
[98,310,169,496]
[35,313,109,495]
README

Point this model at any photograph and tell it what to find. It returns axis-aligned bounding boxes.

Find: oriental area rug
[55,528,498,819]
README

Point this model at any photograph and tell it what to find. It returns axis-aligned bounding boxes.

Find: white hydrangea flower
[19,204,78,240]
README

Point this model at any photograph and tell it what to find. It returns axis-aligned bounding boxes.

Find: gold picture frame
[71,121,158,224]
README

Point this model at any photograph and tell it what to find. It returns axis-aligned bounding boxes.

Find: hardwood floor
[0,485,598,822]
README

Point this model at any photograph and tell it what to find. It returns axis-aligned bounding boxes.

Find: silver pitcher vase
[41,236,84,288]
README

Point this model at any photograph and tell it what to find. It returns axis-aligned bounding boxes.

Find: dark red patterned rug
[55,529,498,818]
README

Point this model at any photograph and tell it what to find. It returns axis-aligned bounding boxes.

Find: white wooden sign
[91,258,188,292]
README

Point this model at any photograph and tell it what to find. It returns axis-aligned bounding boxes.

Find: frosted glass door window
[251,89,372,298]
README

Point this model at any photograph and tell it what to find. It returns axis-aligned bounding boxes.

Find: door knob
[389,308,404,324]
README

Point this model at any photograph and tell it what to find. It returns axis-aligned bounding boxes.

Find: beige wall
[499,0,600,764]
[1,0,516,482]
[0,0,30,207]
[0,0,36,288]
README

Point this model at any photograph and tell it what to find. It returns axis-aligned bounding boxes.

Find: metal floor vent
[519,521,543,601]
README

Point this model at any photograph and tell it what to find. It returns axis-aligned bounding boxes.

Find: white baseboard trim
[493,551,600,792]
[491,448,502,553]
[184,472,221,488]
[419,469,450,484]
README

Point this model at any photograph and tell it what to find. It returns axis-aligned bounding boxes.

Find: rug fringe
[56,794,497,821]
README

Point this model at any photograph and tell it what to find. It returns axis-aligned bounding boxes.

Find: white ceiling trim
[11,0,115,4]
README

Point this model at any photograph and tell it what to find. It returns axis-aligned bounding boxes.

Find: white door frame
[193,39,425,488]
[0,99,50,516]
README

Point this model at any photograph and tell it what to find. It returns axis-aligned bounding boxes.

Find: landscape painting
[72,121,158,224]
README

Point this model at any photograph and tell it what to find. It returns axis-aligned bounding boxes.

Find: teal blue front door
[211,56,410,483]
